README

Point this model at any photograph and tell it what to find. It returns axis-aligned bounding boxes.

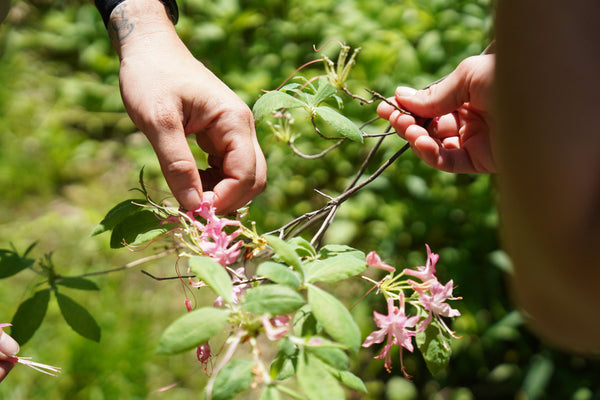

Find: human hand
[108,0,266,214]
[377,54,496,173]
[0,326,19,383]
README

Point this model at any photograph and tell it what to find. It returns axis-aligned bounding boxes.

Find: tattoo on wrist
[109,3,134,42]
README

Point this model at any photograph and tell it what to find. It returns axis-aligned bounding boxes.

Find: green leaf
[156,307,230,355]
[270,345,297,381]
[310,77,338,106]
[109,209,175,248]
[318,244,365,261]
[306,338,349,370]
[210,359,255,400]
[522,354,554,399]
[257,261,301,289]
[56,292,101,342]
[305,254,367,283]
[264,235,304,279]
[327,369,368,393]
[244,284,305,315]
[10,289,50,345]
[314,106,363,142]
[189,256,233,303]
[253,90,307,123]
[0,250,35,279]
[297,353,345,400]
[292,305,319,337]
[416,319,452,375]
[91,198,147,236]
[307,284,360,353]
[259,386,281,400]
[286,237,317,258]
[56,277,100,291]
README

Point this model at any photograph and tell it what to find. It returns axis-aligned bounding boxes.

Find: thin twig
[52,248,176,282]
[346,128,389,190]
[288,138,345,159]
[140,270,193,281]
[310,205,339,247]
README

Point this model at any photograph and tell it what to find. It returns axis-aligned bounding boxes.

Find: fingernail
[395,86,418,97]
[0,330,20,359]
[179,188,202,211]
[201,191,216,203]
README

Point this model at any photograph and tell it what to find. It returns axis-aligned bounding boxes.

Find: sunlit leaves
[189,256,234,303]
[307,284,360,353]
[304,254,366,283]
[256,261,301,289]
[253,91,307,123]
[265,235,304,279]
[157,308,230,355]
[244,284,305,315]
[297,353,345,400]
[313,106,364,142]
[210,360,255,400]
[416,319,452,375]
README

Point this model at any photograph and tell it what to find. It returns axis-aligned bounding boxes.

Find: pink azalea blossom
[260,314,291,341]
[412,279,461,339]
[362,293,419,375]
[366,251,396,272]
[187,199,244,267]
[403,244,439,282]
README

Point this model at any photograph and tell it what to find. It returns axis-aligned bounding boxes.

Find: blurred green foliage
[1,0,599,399]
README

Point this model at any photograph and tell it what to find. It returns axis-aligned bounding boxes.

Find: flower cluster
[362,245,461,377]
[185,200,244,267]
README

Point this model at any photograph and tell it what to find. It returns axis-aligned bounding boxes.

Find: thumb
[0,327,19,360]
[396,60,473,119]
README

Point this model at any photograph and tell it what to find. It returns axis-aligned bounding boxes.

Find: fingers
[196,108,267,214]
[394,58,478,119]
[0,327,19,383]
[145,116,204,211]
[0,328,19,360]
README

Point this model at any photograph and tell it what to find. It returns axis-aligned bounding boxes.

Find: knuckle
[163,159,197,179]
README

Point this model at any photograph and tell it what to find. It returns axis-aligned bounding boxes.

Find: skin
[0,328,19,383]
[379,1,600,354]
[107,0,266,214]
[377,55,495,174]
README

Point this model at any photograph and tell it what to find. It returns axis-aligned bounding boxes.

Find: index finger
[146,125,204,211]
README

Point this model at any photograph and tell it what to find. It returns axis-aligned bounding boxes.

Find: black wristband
[95,0,178,27]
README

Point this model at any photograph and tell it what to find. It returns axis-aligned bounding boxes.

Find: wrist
[103,0,180,59]
[96,0,177,26]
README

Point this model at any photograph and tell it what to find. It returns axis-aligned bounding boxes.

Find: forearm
[495,0,600,353]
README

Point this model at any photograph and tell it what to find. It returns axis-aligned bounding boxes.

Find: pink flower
[187,199,244,267]
[366,251,396,272]
[260,314,291,341]
[403,244,439,282]
[412,279,461,340]
[362,293,419,375]
[416,279,461,319]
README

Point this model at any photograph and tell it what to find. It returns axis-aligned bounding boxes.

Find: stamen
[12,357,61,377]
